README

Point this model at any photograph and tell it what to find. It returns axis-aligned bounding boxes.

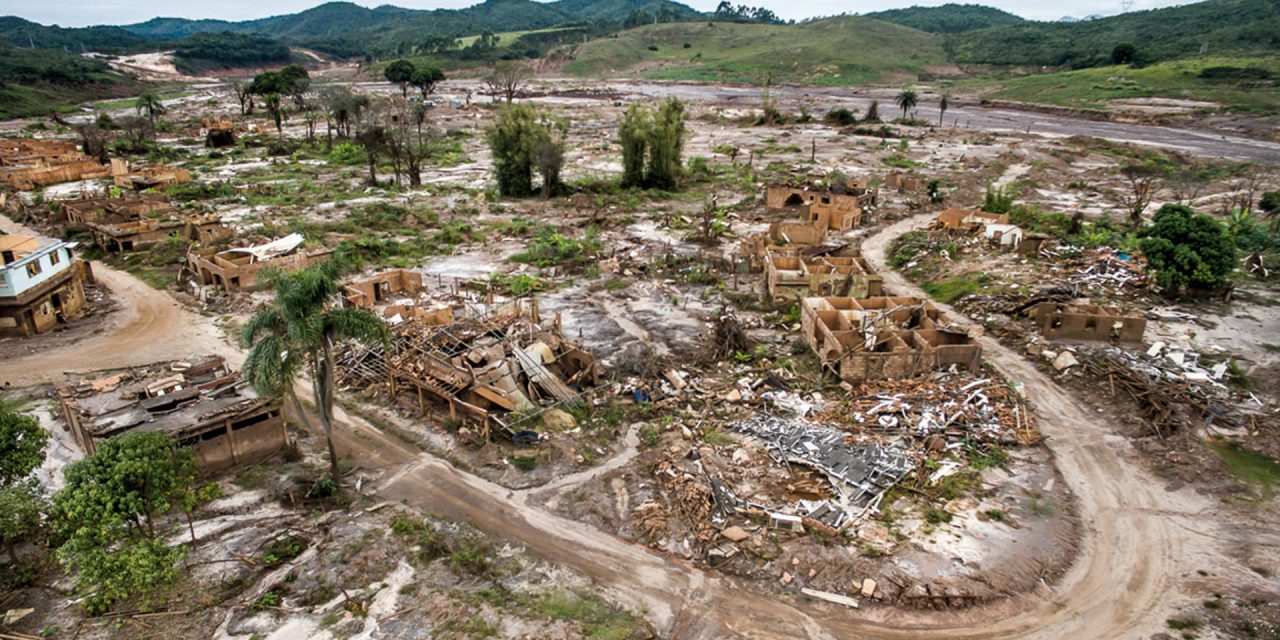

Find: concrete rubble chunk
[1052,351,1079,371]
[861,579,878,597]
[720,526,750,542]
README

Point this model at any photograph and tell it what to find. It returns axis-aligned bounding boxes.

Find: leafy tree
[242,262,388,486]
[278,63,311,110]
[646,97,686,191]
[895,88,918,120]
[52,431,199,613]
[982,183,1015,213]
[134,91,166,126]
[325,86,369,139]
[485,103,560,197]
[1138,204,1238,294]
[616,98,686,191]
[1111,42,1137,65]
[533,131,566,199]
[410,65,445,98]
[384,59,415,98]
[618,103,650,189]
[0,481,44,565]
[0,405,48,565]
[0,405,49,486]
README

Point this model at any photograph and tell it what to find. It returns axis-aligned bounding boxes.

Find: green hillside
[948,0,1280,68]
[958,55,1280,114]
[0,17,152,53]
[560,17,947,85]
[864,4,1025,33]
[0,44,139,118]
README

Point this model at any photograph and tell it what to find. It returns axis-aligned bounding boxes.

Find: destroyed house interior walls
[1035,302,1147,343]
[800,296,981,384]
[57,356,289,475]
[0,236,86,337]
[765,246,884,300]
[0,138,110,190]
[765,184,869,232]
[186,244,333,295]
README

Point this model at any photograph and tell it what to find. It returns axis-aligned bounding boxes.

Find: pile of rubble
[1065,251,1146,292]
[337,305,598,440]
[727,415,914,529]
[841,374,1038,445]
[1070,342,1265,436]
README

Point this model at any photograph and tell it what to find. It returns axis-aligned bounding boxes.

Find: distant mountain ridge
[120,0,703,42]
[863,4,1025,33]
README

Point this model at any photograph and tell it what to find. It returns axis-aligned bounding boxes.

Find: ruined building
[936,207,1009,230]
[184,233,332,295]
[110,158,191,191]
[89,213,229,253]
[0,139,109,190]
[202,116,237,148]
[800,296,981,384]
[766,177,876,233]
[54,193,173,233]
[341,268,454,325]
[765,245,883,301]
[0,235,88,337]
[1034,302,1147,343]
[57,356,289,475]
[338,302,598,440]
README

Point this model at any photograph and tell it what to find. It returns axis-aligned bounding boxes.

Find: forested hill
[863,4,1025,33]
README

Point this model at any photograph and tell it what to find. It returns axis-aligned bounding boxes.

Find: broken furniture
[800,296,981,384]
[0,138,110,190]
[1034,302,1147,343]
[183,233,332,295]
[764,245,883,301]
[56,356,288,475]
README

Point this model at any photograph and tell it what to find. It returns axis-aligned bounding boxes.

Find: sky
[0,0,1199,29]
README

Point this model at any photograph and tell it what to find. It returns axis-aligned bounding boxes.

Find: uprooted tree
[618,97,686,191]
[1138,203,1238,295]
[485,102,567,198]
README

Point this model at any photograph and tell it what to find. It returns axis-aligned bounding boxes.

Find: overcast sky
[1,0,1198,29]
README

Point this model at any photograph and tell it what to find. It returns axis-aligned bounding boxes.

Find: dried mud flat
[2,74,1279,640]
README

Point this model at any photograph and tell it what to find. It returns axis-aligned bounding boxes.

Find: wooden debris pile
[337,310,599,439]
[838,373,1040,445]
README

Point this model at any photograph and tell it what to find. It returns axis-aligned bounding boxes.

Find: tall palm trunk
[312,332,341,486]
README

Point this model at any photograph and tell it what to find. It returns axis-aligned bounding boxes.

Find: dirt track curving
[9,209,1225,638]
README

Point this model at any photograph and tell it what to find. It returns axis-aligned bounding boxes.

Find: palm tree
[135,91,166,126]
[938,95,950,126]
[895,89,918,120]
[242,262,388,486]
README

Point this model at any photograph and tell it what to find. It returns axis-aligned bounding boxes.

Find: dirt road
[9,210,1224,637]
[2,216,235,386]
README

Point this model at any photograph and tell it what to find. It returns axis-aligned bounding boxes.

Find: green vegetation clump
[1138,204,1238,294]
[922,272,988,304]
[1207,439,1280,493]
[511,226,600,269]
